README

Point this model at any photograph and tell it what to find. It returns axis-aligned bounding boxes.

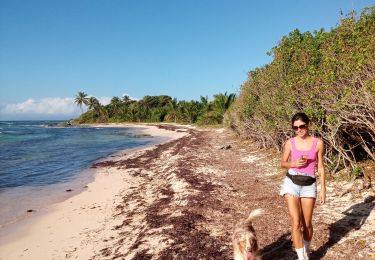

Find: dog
[232,208,263,260]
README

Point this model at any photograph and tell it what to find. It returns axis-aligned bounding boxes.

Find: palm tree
[212,92,236,122]
[176,101,198,123]
[128,103,137,122]
[87,96,100,122]
[199,95,211,114]
[185,101,200,123]
[167,98,178,123]
[110,96,122,117]
[74,91,88,115]
[122,95,131,105]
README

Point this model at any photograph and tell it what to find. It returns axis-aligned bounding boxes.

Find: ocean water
[0,121,159,228]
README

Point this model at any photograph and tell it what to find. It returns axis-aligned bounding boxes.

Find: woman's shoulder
[313,136,323,143]
[284,138,292,147]
[286,137,293,143]
[283,138,292,153]
[314,137,324,148]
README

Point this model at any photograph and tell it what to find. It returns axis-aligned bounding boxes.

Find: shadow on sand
[258,232,295,260]
[312,195,375,259]
[259,196,374,259]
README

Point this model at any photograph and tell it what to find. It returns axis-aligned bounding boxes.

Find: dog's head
[233,209,263,260]
[233,229,258,260]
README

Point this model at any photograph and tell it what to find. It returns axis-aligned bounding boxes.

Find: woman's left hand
[320,189,326,204]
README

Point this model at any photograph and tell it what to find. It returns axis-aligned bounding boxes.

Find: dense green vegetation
[74,92,235,126]
[226,6,374,173]
[73,6,374,174]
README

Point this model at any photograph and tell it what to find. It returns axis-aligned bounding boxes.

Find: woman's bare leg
[285,194,303,249]
[300,197,316,242]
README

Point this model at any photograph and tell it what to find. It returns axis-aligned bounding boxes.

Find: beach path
[0,125,374,259]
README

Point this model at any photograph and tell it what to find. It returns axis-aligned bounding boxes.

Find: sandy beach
[0,124,374,259]
[0,124,187,259]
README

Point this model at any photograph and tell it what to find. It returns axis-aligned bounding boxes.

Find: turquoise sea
[0,121,162,228]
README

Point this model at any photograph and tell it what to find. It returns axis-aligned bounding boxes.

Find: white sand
[0,124,187,260]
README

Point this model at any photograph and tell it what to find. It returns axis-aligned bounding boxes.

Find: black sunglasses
[292,124,307,131]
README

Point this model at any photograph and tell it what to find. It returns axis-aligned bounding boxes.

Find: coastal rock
[220,144,232,150]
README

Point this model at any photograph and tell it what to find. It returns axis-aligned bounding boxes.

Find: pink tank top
[290,137,318,175]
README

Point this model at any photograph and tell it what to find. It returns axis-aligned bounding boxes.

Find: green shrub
[227,6,375,172]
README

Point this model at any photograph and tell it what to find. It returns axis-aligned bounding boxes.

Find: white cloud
[3,97,78,115]
[0,96,112,120]
[97,96,111,106]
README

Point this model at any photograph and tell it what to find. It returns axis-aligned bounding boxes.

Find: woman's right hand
[294,158,307,168]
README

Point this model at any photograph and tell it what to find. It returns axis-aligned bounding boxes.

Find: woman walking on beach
[280,112,326,260]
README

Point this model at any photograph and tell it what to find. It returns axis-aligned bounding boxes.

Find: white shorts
[279,169,317,198]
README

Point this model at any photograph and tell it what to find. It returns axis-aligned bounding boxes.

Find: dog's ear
[252,236,259,252]
[247,223,256,233]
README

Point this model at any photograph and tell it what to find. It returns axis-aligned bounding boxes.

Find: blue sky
[0,0,373,120]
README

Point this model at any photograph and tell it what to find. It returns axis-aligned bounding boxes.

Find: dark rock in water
[27,209,34,213]
[66,189,72,192]
[84,185,88,188]
[47,122,59,127]
[54,119,77,127]
[133,134,152,138]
